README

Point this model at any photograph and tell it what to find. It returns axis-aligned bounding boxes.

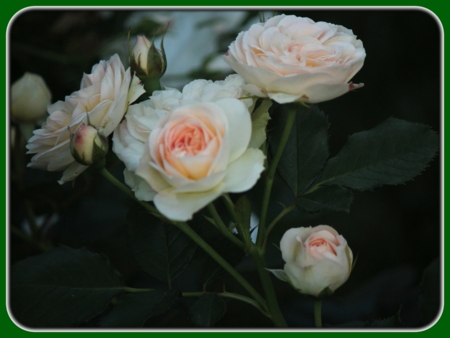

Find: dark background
[9,9,441,328]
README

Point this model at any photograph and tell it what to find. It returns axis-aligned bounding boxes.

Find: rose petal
[154,184,225,221]
[222,148,265,193]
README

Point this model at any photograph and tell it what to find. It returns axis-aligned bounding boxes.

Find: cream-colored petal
[214,98,252,163]
[154,184,224,221]
[123,169,156,201]
[223,148,265,193]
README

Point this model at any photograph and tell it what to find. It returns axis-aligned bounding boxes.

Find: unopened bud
[11,73,52,123]
[129,34,167,94]
[70,124,108,166]
[132,35,152,74]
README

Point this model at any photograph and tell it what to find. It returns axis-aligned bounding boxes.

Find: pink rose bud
[11,72,52,123]
[70,124,108,166]
[280,225,353,297]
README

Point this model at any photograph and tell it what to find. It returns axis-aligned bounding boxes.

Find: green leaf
[189,294,227,327]
[364,313,403,327]
[249,99,272,149]
[296,185,353,213]
[127,205,197,284]
[202,236,245,287]
[319,118,439,190]
[234,195,252,242]
[266,269,289,283]
[11,246,123,327]
[270,104,329,195]
[99,290,179,327]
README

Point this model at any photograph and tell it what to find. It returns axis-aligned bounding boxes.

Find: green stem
[263,204,296,251]
[125,286,269,317]
[172,220,266,309]
[222,194,237,224]
[98,167,160,215]
[250,247,287,327]
[99,167,266,312]
[314,299,322,327]
[256,105,297,249]
[207,203,244,249]
[124,286,154,293]
[183,292,269,317]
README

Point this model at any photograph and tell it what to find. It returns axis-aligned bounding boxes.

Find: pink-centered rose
[112,75,269,218]
[26,54,144,183]
[280,225,353,296]
[224,14,366,104]
[135,99,265,221]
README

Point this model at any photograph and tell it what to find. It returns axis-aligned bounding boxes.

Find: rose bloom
[26,54,144,183]
[11,72,52,123]
[113,74,266,221]
[280,225,353,296]
[224,14,366,104]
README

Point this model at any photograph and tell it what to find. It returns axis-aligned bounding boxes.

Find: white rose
[11,72,52,123]
[280,225,353,297]
[113,74,267,221]
[26,54,145,184]
[223,14,366,104]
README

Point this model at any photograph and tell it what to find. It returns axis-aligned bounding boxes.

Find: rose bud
[129,34,167,94]
[70,124,108,166]
[11,72,51,123]
[280,225,353,297]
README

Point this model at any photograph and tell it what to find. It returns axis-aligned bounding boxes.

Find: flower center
[168,123,212,157]
[155,111,223,181]
[308,237,337,256]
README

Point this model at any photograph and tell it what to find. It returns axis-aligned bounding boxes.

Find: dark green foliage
[99,290,179,327]
[189,294,227,327]
[11,246,123,328]
[319,118,439,190]
[296,185,353,213]
[126,205,197,285]
[270,103,329,195]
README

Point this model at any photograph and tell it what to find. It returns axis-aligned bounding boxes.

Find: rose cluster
[26,55,145,183]
[24,13,365,225]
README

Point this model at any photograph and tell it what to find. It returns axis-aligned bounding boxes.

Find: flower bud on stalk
[129,34,167,94]
[70,124,108,167]
[279,225,353,298]
[11,72,51,123]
